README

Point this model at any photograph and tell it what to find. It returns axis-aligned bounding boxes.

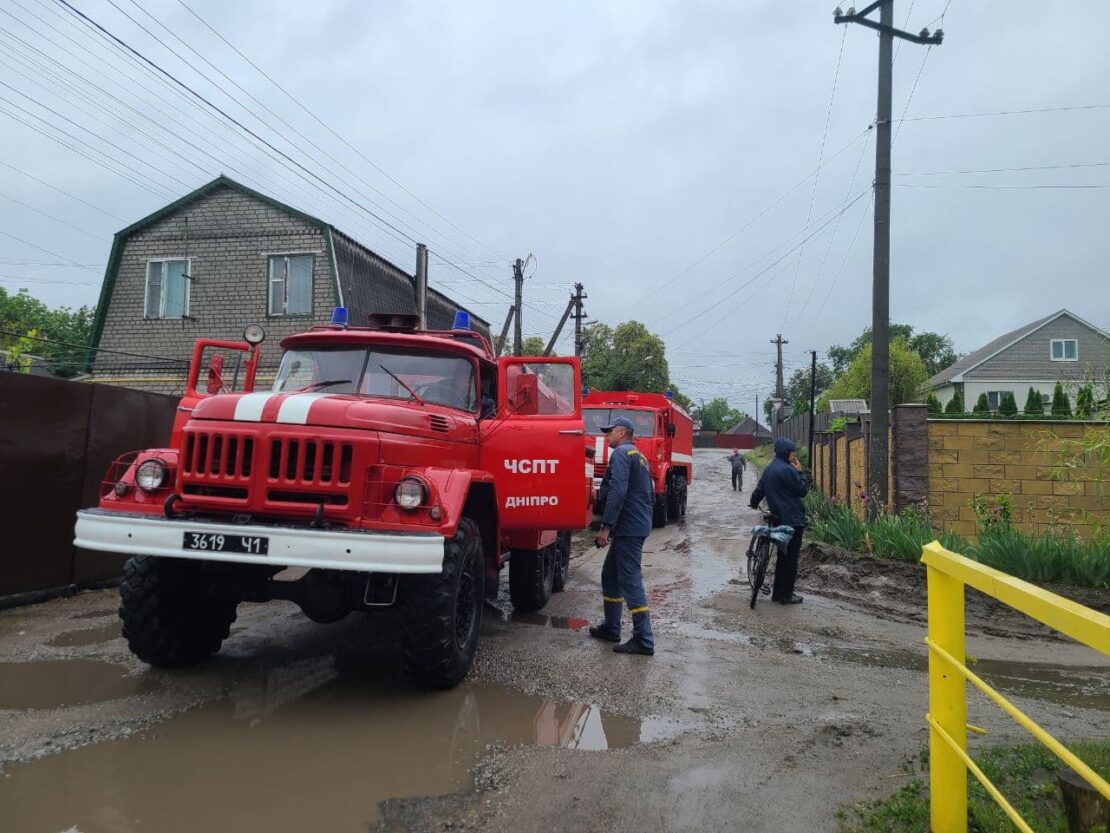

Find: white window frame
[267,253,315,317]
[1050,339,1078,361]
[144,258,191,319]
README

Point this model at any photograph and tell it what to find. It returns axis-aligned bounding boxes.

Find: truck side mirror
[507,373,539,416]
[667,423,677,438]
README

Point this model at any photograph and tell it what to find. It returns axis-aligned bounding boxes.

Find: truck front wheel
[509,542,555,612]
[399,518,484,689]
[119,556,238,668]
[667,474,688,521]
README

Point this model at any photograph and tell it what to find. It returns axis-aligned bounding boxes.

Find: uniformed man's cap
[600,416,635,433]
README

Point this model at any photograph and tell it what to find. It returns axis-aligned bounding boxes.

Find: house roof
[924,309,1108,388]
[725,416,771,436]
[88,176,491,363]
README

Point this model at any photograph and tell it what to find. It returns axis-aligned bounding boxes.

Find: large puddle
[0,654,660,832]
[0,660,157,709]
[48,622,123,648]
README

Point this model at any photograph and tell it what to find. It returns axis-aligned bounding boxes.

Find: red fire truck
[75,310,591,689]
[582,390,694,528]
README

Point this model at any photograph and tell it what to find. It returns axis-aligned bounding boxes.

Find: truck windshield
[273,347,477,412]
[582,408,655,437]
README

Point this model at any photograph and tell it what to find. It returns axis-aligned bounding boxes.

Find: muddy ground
[1,449,1106,832]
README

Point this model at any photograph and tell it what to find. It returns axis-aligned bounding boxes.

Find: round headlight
[395,478,425,510]
[136,459,167,492]
[243,323,266,345]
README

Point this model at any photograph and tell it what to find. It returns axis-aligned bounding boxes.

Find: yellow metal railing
[921,541,1110,833]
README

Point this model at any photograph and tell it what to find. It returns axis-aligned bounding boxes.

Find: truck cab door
[480,357,591,531]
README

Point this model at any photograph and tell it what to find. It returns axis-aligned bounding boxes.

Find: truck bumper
[74,509,445,574]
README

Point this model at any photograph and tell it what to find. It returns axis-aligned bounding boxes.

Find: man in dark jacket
[589,416,655,655]
[726,449,746,491]
[749,437,809,604]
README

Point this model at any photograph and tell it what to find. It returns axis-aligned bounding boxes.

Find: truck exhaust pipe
[415,243,428,331]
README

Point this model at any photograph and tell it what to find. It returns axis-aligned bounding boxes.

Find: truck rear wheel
[399,517,484,689]
[652,493,668,528]
[552,531,572,593]
[119,556,238,668]
[667,475,688,521]
[509,542,555,612]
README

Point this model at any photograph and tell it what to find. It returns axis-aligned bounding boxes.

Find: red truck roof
[582,390,692,421]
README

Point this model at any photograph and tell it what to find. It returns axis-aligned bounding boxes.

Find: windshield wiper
[298,379,352,392]
[378,364,425,405]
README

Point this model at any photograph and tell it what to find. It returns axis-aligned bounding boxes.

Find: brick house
[925,309,1110,411]
[89,176,490,392]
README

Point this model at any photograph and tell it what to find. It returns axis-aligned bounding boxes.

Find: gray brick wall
[965,314,1110,382]
[93,186,336,390]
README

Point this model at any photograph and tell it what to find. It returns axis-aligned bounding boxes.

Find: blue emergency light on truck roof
[452,311,471,331]
[330,306,348,327]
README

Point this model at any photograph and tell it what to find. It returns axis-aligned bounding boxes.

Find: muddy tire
[119,556,237,668]
[652,493,668,528]
[552,532,572,593]
[399,518,484,689]
[667,475,688,521]
[509,542,555,612]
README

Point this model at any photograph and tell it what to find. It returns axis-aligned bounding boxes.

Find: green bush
[944,389,965,414]
[1022,386,1044,415]
[1076,384,1095,418]
[972,393,991,415]
[970,526,1110,588]
[998,391,1018,417]
[926,393,942,415]
[1051,381,1072,418]
[805,491,867,551]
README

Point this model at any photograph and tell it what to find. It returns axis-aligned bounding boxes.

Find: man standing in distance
[589,416,655,655]
[726,448,747,492]
[749,437,809,604]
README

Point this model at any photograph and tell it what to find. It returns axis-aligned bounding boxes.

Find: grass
[839,740,1110,833]
[744,445,774,470]
[803,492,1110,588]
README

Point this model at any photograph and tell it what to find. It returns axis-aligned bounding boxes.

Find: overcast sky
[2,0,1108,409]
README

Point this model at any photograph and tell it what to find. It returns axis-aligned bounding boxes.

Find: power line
[783,25,848,327]
[896,183,1110,190]
[0,328,185,362]
[897,161,1110,176]
[899,103,1110,122]
[0,229,103,272]
[0,190,108,239]
[0,273,101,286]
[0,160,126,222]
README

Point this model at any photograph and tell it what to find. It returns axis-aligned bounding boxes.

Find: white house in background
[924,309,1110,411]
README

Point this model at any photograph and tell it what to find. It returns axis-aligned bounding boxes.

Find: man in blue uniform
[589,416,655,656]
[749,437,809,604]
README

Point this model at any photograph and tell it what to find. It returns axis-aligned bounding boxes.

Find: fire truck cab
[582,390,694,528]
[75,311,591,689]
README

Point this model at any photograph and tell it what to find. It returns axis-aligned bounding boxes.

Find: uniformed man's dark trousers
[600,536,654,649]
[731,470,743,491]
[772,526,804,601]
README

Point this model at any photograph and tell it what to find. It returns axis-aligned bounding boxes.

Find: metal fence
[0,373,177,602]
[921,541,1110,831]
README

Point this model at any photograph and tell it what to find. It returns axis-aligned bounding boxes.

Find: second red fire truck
[582,390,694,528]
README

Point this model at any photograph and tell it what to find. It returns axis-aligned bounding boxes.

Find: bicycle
[745,508,796,609]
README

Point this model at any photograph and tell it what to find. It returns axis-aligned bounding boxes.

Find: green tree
[972,392,990,415]
[696,397,743,432]
[520,335,547,356]
[944,388,965,414]
[1050,382,1072,418]
[998,391,1018,417]
[827,323,957,377]
[0,287,95,377]
[1075,384,1095,418]
[781,363,834,413]
[581,320,669,393]
[668,385,693,411]
[1023,386,1045,415]
[926,393,942,415]
[822,338,928,407]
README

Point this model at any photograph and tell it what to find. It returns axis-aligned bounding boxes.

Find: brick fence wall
[811,404,1110,539]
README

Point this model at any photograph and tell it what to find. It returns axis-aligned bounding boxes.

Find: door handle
[559,429,584,435]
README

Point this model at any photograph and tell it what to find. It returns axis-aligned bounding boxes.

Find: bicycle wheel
[749,539,770,609]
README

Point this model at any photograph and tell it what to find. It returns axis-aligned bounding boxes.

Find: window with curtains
[144,259,190,318]
[268,254,314,316]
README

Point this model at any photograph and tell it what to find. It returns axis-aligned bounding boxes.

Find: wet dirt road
[1,449,1107,832]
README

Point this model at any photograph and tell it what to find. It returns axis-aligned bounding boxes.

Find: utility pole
[573,283,586,358]
[834,2,942,508]
[771,334,788,426]
[512,258,524,356]
[414,243,428,330]
[808,350,818,467]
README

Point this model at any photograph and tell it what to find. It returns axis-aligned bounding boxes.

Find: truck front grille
[267,438,353,485]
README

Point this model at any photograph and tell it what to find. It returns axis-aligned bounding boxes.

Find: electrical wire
[0,160,126,222]
[0,189,109,239]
